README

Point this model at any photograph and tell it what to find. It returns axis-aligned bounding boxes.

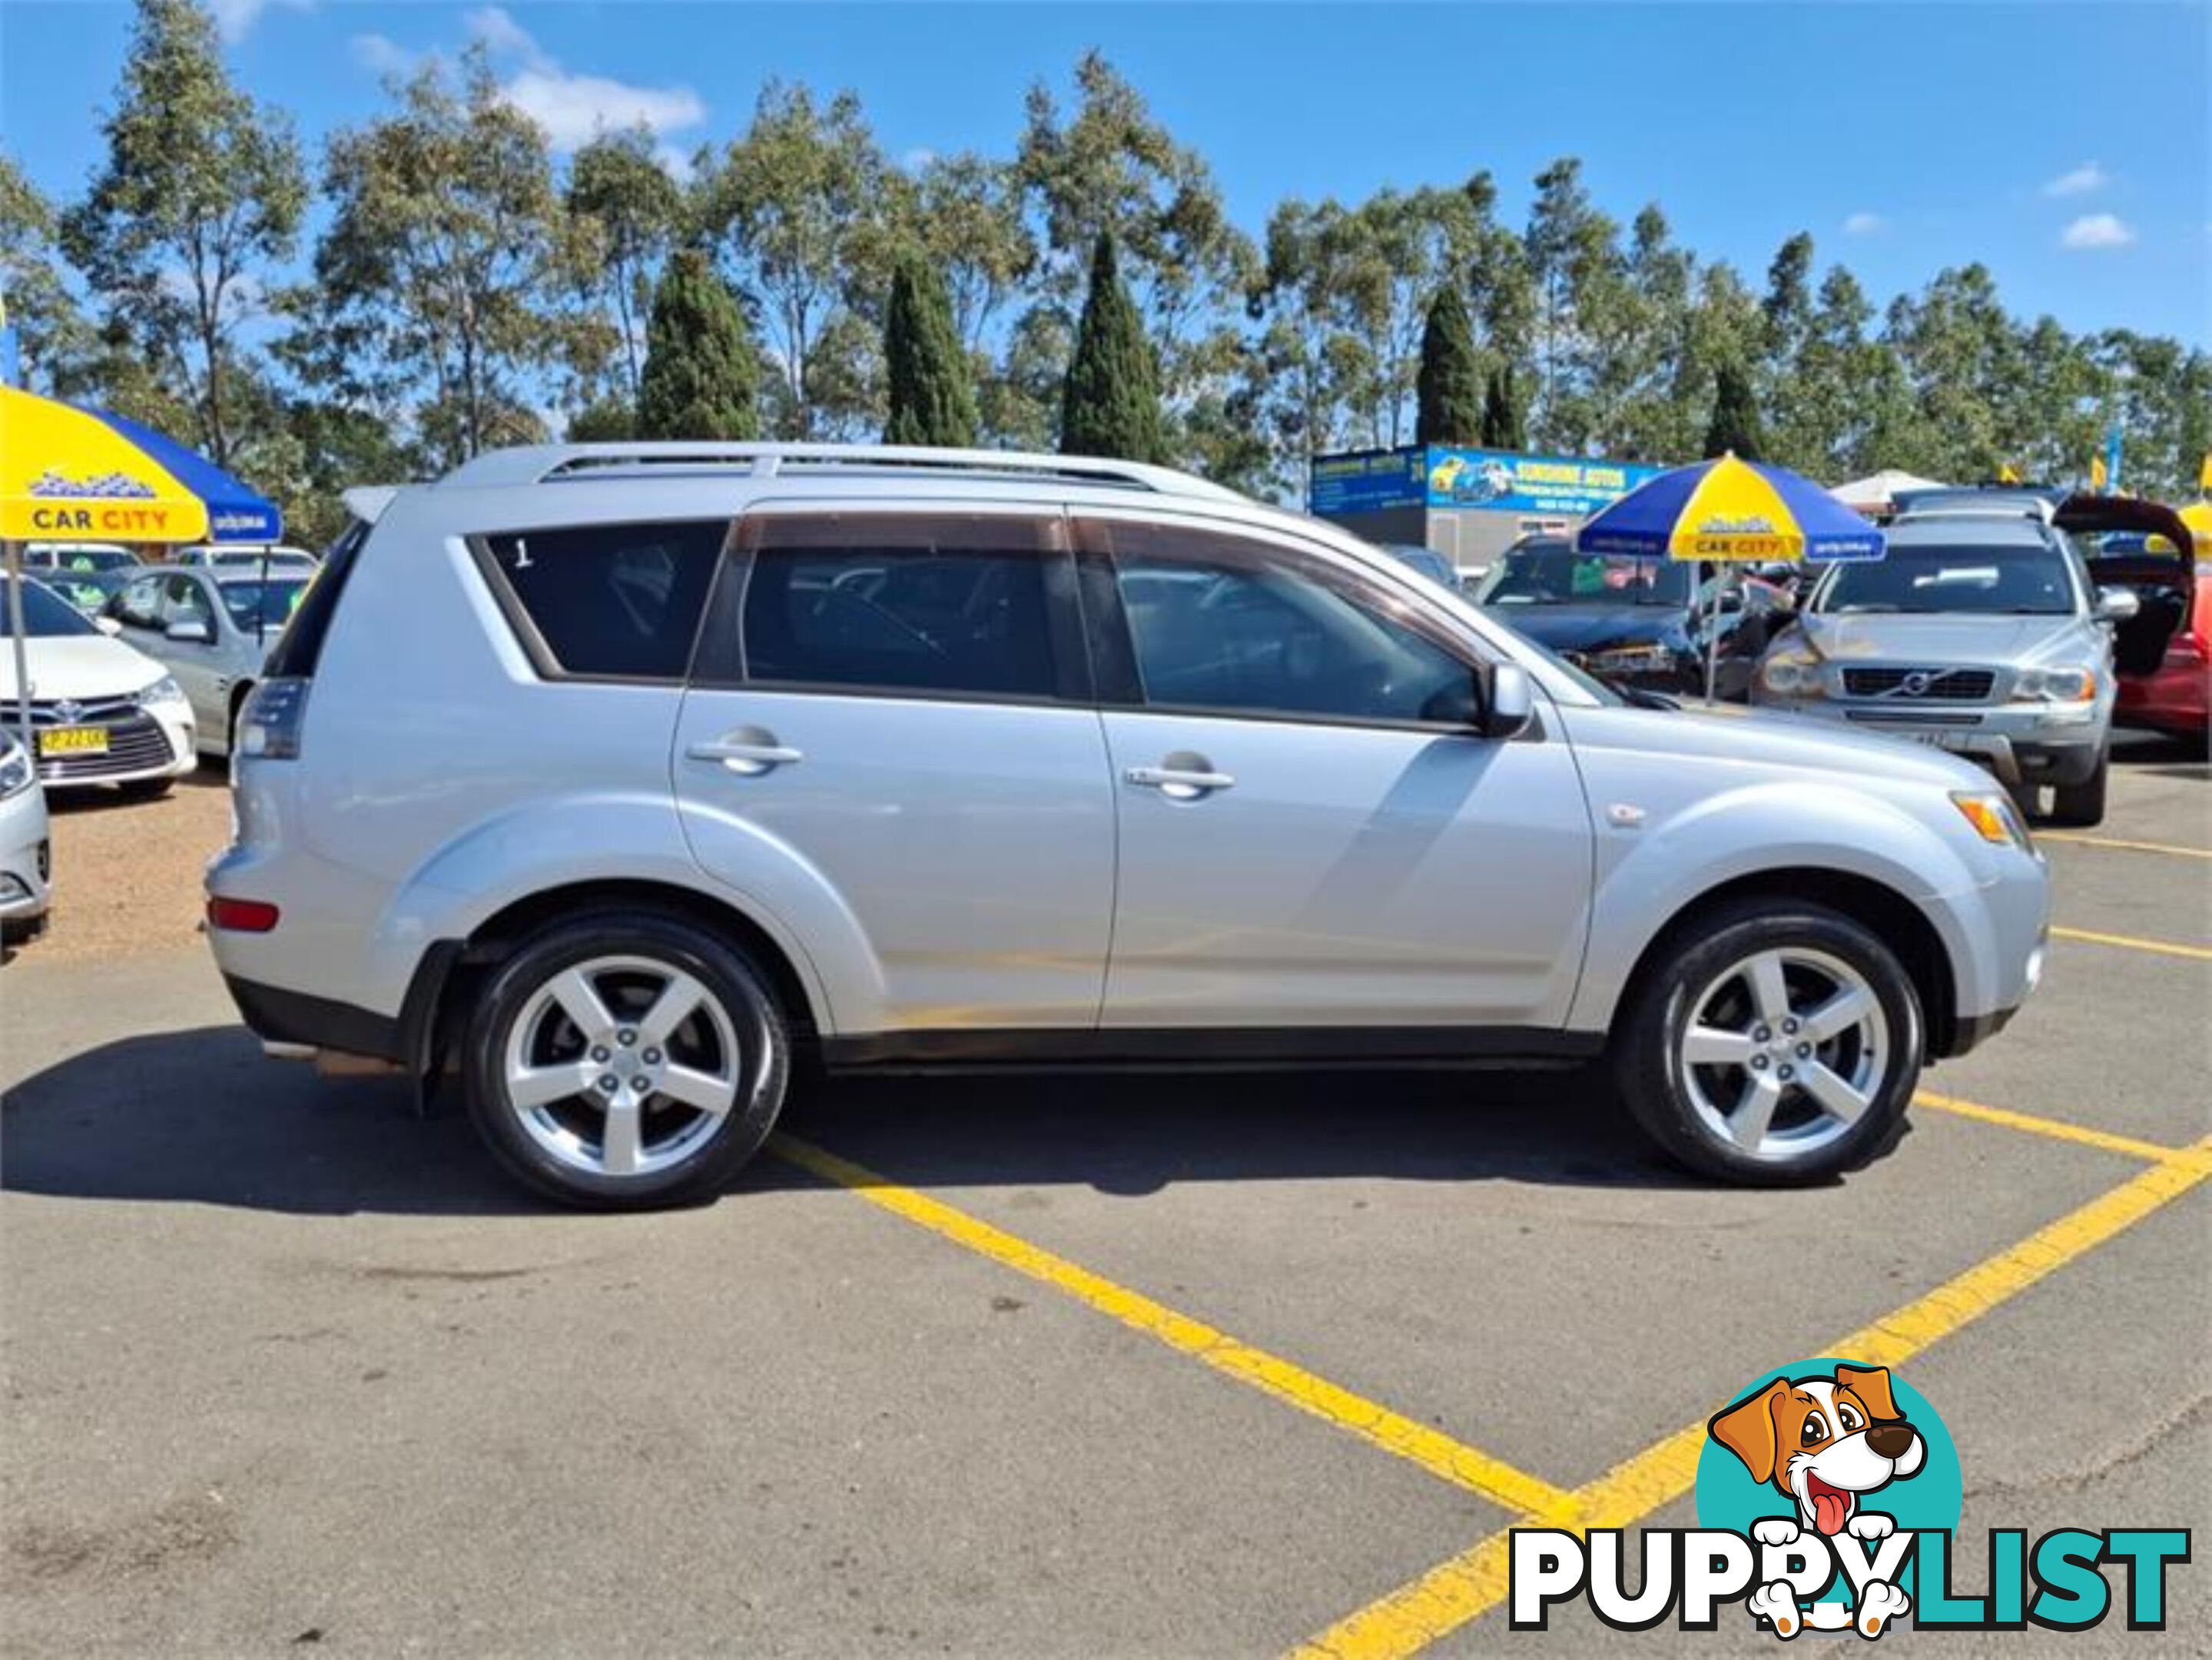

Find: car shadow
[1,1023,1739,1217]
[39,758,228,817]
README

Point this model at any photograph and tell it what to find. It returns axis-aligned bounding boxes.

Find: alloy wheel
[1676,946,1891,1163]
[500,954,742,1178]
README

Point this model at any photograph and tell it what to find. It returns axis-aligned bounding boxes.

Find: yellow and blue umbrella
[3,383,281,739]
[1576,451,1886,565]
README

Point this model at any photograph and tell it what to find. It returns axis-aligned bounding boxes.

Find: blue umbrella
[1577,453,1885,565]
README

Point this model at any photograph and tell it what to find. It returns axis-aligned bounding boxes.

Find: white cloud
[208,0,312,43]
[1842,211,1884,236]
[464,6,546,67]
[2042,161,2110,198]
[502,68,706,151]
[349,32,419,75]
[2060,213,2136,250]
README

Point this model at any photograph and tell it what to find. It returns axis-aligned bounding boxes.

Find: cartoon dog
[1710,1363,1926,1541]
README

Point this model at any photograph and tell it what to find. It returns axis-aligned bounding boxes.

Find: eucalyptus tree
[310,45,569,467]
[697,81,897,437]
[61,0,305,467]
[0,153,91,393]
[566,126,683,403]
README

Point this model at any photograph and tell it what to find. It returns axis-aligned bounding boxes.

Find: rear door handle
[687,735,804,775]
[1125,765,1235,798]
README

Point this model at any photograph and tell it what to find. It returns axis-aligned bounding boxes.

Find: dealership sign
[1309,444,1661,519]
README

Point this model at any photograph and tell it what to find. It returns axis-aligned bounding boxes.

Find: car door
[156,573,227,733]
[673,505,1116,1037]
[1079,512,1596,1035]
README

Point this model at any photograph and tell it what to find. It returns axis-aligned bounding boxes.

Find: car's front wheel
[1613,899,1923,1184]
[2047,749,2108,828]
[463,911,789,1209]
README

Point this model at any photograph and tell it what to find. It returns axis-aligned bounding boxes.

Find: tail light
[237,676,310,759]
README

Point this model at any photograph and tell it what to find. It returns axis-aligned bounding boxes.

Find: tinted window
[481,520,726,679]
[742,539,1056,699]
[1110,531,1473,724]
[161,575,215,628]
[264,518,366,677]
[1,579,98,639]
[113,576,163,629]
[218,578,310,632]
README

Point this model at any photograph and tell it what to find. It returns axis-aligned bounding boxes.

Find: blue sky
[3,2,2207,344]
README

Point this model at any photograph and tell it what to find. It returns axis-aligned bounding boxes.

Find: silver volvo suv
[207,444,2049,1207]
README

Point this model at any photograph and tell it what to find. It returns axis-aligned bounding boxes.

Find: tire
[463,909,789,1210]
[1612,898,1924,1185]
[2005,780,2041,824]
[2047,751,2108,828]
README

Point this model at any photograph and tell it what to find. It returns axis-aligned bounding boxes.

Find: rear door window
[476,520,728,680]
[733,514,1065,700]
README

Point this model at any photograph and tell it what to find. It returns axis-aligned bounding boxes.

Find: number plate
[38,725,109,757]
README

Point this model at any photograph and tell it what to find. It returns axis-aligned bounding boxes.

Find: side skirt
[819,1025,1602,1075]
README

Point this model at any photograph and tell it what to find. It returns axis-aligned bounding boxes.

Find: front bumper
[1753,697,2107,785]
[30,704,197,791]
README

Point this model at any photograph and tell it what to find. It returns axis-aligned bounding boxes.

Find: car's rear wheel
[2047,750,2108,828]
[1613,899,1922,1184]
[463,911,788,1209]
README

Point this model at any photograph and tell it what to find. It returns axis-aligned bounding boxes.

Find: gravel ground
[32,765,231,967]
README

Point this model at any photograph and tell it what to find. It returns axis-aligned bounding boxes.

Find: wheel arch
[1609,868,1960,1059]
[415,878,827,1098]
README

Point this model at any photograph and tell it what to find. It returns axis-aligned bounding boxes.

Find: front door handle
[687,732,803,775]
[1125,757,1235,800]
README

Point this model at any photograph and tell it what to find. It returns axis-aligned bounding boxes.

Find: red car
[2105,559,2212,739]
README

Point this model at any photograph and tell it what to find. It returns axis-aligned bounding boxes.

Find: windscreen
[1816,545,2075,616]
[1473,546,1693,608]
[2,579,100,638]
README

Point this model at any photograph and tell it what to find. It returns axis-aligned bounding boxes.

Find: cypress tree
[1479,363,1524,450]
[1414,286,1483,445]
[1703,364,1765,460]
[1060,233,1165,463]
[637,247,759,441]
[883,251,979,447]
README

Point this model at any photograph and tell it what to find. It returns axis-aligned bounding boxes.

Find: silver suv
[207,444,2049,1207]
[1752,513,2135,825]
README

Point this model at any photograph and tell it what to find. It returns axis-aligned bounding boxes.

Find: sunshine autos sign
[1307,445,1660,520]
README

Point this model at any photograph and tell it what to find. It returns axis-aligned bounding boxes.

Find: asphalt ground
[2,733,2206,1657]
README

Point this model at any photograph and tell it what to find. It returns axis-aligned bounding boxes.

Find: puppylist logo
[1511,1360,2190,1641]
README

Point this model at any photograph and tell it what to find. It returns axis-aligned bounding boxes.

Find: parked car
[206,442,2048,1207]
[41,566,144,621]
[2113,554,2209,742]
[174,544,319,573]
[0,729,51,945]
[0,576,197,795]
[1468,535,1789,699]
[1751,514,2132,824]
[21,543,139,575]
[105,567,311,757]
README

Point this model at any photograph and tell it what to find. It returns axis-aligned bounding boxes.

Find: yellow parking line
[2049,925,2212,962]
[1913,1089,2208,1167]
[1292,1139,2212,1660]
[2038,832,2212,862]
[768,1133,1576,1520]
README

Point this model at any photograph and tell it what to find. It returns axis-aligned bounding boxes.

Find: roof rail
[433,442,1247,503]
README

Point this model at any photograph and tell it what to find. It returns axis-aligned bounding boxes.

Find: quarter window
[1103,525,1475,725]
[479,521,726,679]
[739,519,1058,699]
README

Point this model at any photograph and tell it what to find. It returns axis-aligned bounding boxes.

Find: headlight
[2015,666,2096,702]
[1952,790,2033,851]
[1760,656,1822,696]
[1584,644,1673,675]
[0,734,32,800]
[134,674,187,709]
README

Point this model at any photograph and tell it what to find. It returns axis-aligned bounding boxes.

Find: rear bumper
[222,973,406,1062]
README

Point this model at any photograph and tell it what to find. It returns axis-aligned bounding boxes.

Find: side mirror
[94,616,123,637]
[1476,661,1535,740]
[2094,586,2141,624]
[165,618,213,643]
